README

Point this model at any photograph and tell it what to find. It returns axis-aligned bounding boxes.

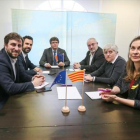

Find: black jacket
[80,47,105,72]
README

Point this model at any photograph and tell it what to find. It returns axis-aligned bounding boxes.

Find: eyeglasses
[51,41,58,44]
[104,50,115,55]
[87,43,97,47]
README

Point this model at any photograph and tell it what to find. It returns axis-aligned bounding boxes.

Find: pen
[61,84,72,87]
[98,89,111,92]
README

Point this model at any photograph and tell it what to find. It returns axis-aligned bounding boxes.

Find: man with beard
[0,32,45,108]
[73,38,105,72]
[18,36,42,76]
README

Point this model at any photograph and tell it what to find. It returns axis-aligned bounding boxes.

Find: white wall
[0,0,140,60]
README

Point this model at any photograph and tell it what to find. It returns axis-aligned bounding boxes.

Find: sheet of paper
[69,69,75,71]
[42,71,50,74]
[85,91,101,99]
[51,66,59,68]
[74,69,80,71]
[69,69,80,71]
[57,86,82,99]
[34,82,49,89]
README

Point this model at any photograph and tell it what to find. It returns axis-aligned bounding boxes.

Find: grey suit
[39,47,70,67]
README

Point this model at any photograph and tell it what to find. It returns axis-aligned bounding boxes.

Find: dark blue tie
[53,51,57,65]
[25,55,28,69]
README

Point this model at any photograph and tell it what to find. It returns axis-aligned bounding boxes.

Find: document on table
[57,86,82,99]
[34,82,49,89]
[85,91,101,99]
[69,69,81,71]
[42,71,50,74]
[51,66,59,68]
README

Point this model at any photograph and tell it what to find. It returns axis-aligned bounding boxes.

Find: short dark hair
[23,36,33,42]
[4,32,23,45]
[49,37,59,44]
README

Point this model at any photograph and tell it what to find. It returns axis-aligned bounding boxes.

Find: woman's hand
[101,94,117,102]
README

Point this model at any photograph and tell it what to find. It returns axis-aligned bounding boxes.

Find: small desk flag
[67,70,84,83]
[50,70,66,87]
[57,53,64,62]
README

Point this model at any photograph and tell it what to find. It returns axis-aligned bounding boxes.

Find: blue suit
[0,48,34,107]
[18,53,37,76]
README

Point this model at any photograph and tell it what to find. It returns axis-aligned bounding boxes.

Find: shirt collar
[22,51,27,59]
[52,49,57,53]
[111,55,118,64]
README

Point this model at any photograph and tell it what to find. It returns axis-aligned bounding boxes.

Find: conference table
[0,66,140,140]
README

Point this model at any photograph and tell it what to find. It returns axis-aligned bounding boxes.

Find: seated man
[18,36,42,76]
[73,38,105,72]
[39,37,70,67]
[0,32,45,109]
[84,44,126,87]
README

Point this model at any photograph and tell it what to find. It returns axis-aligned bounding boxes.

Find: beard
[90,49,96,53]
[22,47,31,53]
[7,50,19,59]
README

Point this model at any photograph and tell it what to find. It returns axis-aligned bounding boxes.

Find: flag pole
[62,53,64,70]
[78,69,86,112]
[62,69,70,113]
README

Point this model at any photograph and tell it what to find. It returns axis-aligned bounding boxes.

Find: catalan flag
[67,70,84,83]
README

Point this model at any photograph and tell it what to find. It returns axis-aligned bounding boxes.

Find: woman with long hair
[100,36,140,109]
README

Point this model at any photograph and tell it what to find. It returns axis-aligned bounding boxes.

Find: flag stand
[62,69,70,113]
[78,69,86,112]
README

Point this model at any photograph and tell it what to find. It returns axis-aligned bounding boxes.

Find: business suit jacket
[39,47,70,67]
[80,47,105,72]
[18,53,37,76]
[0,48,34,105]
[90,56,126,87]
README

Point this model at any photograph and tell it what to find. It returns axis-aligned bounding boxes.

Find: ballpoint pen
[98,89,111,92]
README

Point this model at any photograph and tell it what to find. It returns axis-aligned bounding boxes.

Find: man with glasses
[84,44,126,87]
[73,38,105,72]
[39,37,70,67]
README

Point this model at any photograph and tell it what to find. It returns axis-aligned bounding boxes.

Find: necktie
[53,51,57,65]
[25,55,28,69]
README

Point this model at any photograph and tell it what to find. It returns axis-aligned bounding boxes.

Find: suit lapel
[20,53,27,69]
[87,52,90,65]
[2,49,16,80]
[49,48,53,64]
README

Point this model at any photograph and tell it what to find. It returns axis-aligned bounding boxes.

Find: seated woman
[84,44,126,87]
[100,36,140,109]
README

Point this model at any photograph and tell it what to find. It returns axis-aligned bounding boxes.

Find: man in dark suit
[18,36,42,76]
[84,44,126,87]
[39,37,70,67]
[0,32,45,108]
[73,38,105,72]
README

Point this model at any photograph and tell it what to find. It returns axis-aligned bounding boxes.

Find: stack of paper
[57,86,82,99]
